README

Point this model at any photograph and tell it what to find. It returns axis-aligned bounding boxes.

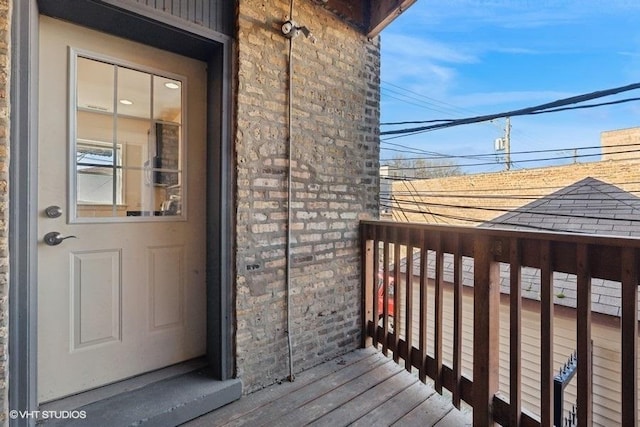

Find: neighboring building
[380,165,413,220]
[2,0,416,424]
[601,127,640,161]
[391,127,640,226]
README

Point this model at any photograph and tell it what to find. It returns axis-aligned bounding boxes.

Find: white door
[37,16,207,402]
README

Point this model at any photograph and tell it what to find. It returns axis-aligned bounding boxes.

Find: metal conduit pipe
[282,0,317,384]
[285,0,296,383]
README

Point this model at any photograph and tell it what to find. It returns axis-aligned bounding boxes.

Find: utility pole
[504,116,512,171]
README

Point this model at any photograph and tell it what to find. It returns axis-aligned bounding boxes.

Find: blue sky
[380,0,640,173]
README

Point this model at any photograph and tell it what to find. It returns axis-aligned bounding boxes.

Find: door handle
[43,232,78,246]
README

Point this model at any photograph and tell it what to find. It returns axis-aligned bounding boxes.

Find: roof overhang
[313,0,417,37]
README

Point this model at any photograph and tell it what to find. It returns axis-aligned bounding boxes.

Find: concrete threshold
[38,363,242,426]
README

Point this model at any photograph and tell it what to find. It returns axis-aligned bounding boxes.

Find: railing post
[392,229,402,364]
[509,238,522,427]
[434,232,444,393]
[576,244,592,426]
[361,224,374,348]
[452,234,463,409]
[540,241,554,427]
[621,247,637,426]
[473,235,500,426]
[418,230,428,383]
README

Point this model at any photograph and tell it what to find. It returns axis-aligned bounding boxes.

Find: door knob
[43,232,77,246]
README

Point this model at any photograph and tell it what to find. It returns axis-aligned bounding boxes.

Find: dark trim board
[9,0,39,421]
[38,0,231,61]
[9,1,237,424]
[206,37,237,381]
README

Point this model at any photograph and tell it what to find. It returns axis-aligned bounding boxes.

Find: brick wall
[235,0,379,393]
[0,0,9,422]
[601,127,640,161]
[392,159,640,226]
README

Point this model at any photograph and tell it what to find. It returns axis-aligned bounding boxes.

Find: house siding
[127,0,234,36]
[235,0,380,393]
[395,279,633,426]
[0,0,8,422]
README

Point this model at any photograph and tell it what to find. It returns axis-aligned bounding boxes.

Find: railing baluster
[434,232,444,393]
[473,235,500,426]
[576,243,592,426]
[452,233,463,409]
[540,240,554,427]
[393,230,402,363]
[510,238,522,426]
[372,234,379,349]
[419,231,428,383]
[621,247,638,426]
[361,224,374,348]
[382,228,390,356]
[405,244,414,371]
[360,221,640,426]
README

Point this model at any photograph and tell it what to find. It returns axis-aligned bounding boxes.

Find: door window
[72,53,185,221]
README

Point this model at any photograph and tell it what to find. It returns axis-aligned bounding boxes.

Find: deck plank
[351,379,435,426]
[433,405,472,426]
[271,360,404,426]
[308,369,418,427]
[185,347,378,427]
[184,348,469,427]
[392,390,459,426]
[223,352,390,426]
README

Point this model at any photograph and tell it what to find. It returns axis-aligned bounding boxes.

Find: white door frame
[9,0,236,422]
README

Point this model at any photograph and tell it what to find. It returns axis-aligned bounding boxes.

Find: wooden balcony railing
[360,220,640,426]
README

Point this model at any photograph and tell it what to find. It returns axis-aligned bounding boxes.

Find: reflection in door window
[77,140,123,204]
[73,55,184,220]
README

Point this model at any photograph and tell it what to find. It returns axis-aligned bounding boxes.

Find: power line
[380,83,549,147]
[389,191,640,201]
[378,201,613,233]
[381,97,640,126]
[380,147,640,171]
[381,119,455,126]
[393,205,604,233]
[527,97,640,115]
[380,142,640,163]
[381,80,485,117]
[380,82,640,137]
[382,91,458,115]
[380,196,640,224]
[382,176,640,195]
[380,81,510,136]
[380,140,499,162]
[379,148,640,174]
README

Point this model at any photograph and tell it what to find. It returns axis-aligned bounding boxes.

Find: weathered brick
[235,0,379,394]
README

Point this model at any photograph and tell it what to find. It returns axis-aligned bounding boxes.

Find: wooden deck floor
[183,347,471,427]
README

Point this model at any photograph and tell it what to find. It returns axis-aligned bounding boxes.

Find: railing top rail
[361,220,640,283]
[361,219,640,249]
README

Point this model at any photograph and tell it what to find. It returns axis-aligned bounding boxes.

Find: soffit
[313,0,417,37]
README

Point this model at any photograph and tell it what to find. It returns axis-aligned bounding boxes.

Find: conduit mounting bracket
[281,20,317,43]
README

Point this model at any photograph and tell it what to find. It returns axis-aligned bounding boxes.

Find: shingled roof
[399,177,640,318]
[481,177,640,236]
